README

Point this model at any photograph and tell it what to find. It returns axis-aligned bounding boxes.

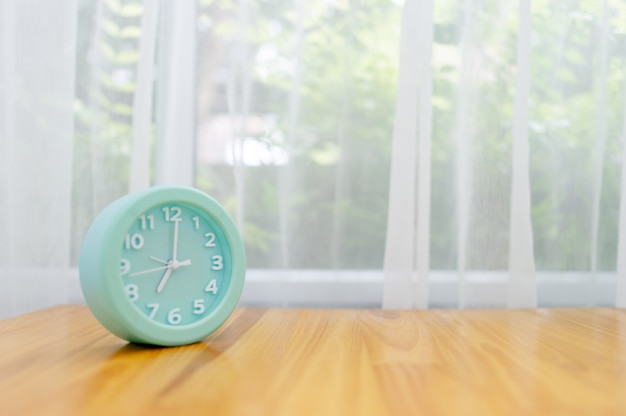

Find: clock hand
[172,218,180,262]
[150,256,192,267]
[150,256,169,265]
[154,258,191,293]
[171,259,192,268]
[129,264,170,277]
[130,259,191,278]
[156,267,173,294]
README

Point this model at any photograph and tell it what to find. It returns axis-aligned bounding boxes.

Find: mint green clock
[79,186,246,346]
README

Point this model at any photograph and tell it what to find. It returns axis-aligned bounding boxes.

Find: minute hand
[129,265,169,277]
[128,259,191,278]
[172,218,180,261]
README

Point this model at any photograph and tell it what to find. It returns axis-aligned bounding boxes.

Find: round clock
[79,185,246,346]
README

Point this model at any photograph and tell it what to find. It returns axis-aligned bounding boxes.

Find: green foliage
[193,0,401,268]
[528,1,626,271]
[71,0,144,263]
[71,0,625,271]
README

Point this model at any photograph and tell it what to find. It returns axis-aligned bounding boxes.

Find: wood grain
[1,306,626,415]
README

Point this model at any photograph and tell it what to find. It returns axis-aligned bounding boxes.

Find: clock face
[80,185,245,346]
[120,202,231,327]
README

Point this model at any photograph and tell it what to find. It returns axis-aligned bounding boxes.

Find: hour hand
[156,267,173,294]
[150,259,191,294]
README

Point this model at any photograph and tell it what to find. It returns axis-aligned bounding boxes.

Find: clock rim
[79,185,246,346]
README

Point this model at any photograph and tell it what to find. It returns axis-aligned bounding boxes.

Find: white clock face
[119,203,232,327]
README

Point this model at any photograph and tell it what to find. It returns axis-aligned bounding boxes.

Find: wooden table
[1,306,626,415]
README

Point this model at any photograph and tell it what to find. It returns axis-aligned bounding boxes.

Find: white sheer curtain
[384,0,626,308]
[0,0,77,318]
[1,0,626,318]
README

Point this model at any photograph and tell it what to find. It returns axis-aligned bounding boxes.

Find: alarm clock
[79,185,246,346]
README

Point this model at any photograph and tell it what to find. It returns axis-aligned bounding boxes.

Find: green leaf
[310,142,339,166]
[104,0,121,14]
[119,3,143,17]
[115,50,139,65]
[101,18,120,37]
[99,42,116,61]
[120,26,141,39]
[111,103,134,116]
[93,91,112,108]
[243,223,276,254]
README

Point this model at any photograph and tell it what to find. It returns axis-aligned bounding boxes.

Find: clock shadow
[109,339,224,361]
[72,344,226,414]
[75,310,266,410]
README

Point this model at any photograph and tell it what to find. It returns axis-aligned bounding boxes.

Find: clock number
[140,214,154,230]
[205,279,218,294]
[126,284,139,301]
[147,303,160,319]
[193,299,206,315]
[193,216,200,230]
[162,206,182,222]
[204,232,216,247]
[167,308,182,325]
[120,258,131,275]
[211,255,223,270]
[124,233,144,250]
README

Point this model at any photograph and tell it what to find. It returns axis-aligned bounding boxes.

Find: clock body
[79,186,246,346]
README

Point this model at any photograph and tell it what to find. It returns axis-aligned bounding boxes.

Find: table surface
[1,306,626,415]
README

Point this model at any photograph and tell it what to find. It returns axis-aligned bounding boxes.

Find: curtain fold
[617,74,626,308]
[455,0,479,308]
[278,0,303,269]
[225,0,255,234]
[414,0,435,310]
[507,0,536,308]
[382,0,434,310]
[589,0,610,305]
[129,0,160,193]
[381,0,420,309]
[0,0,77,318]
[154,0,197,187]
